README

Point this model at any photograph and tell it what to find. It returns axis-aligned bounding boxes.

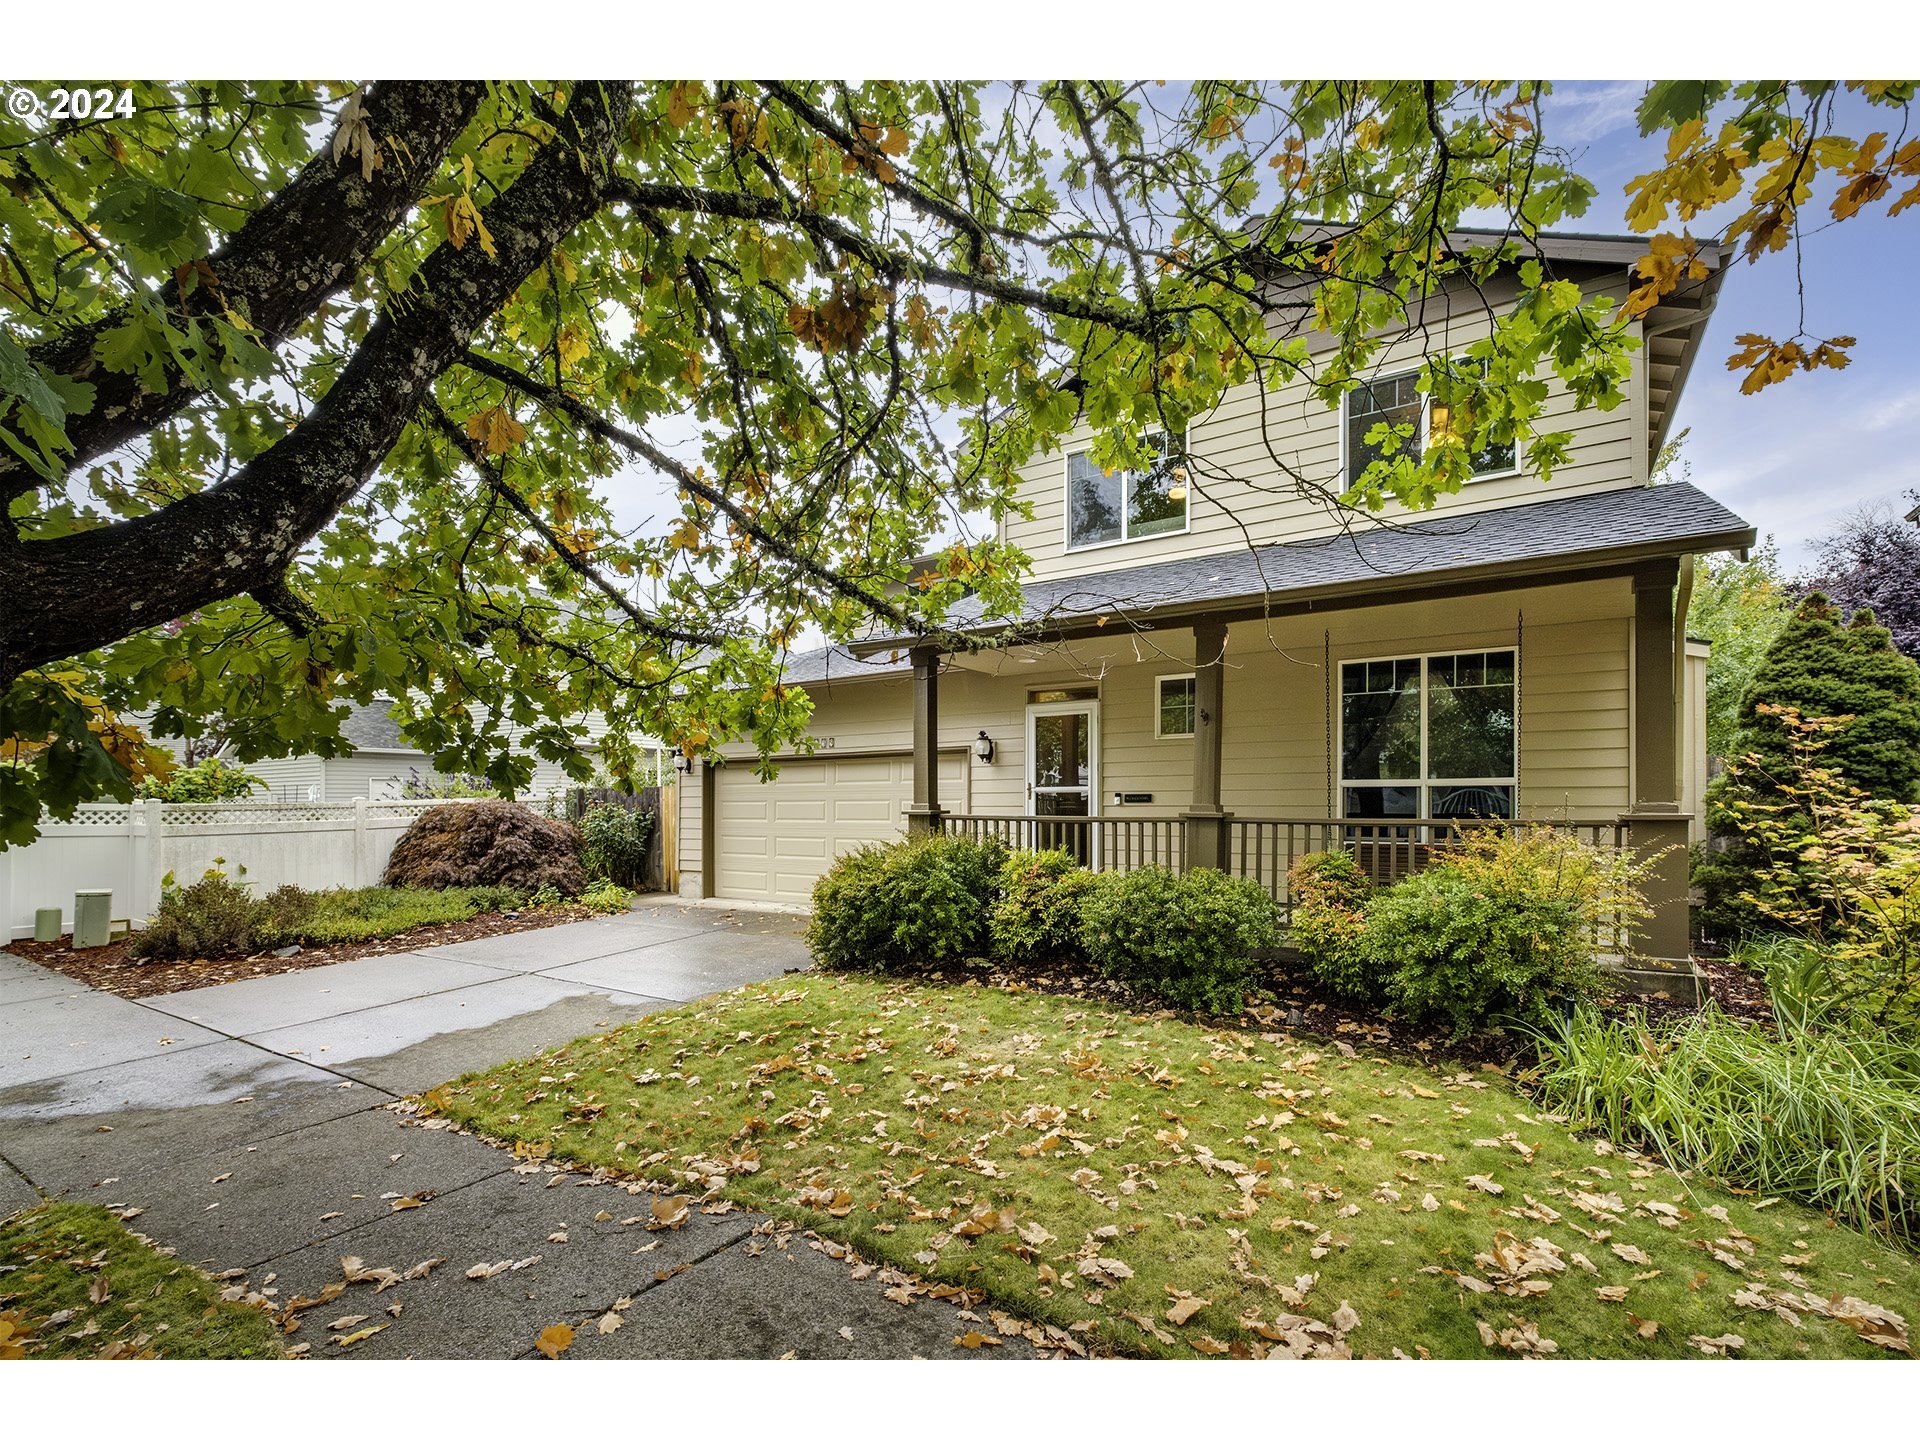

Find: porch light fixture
[973,730,997,764]
[674,754,695,775]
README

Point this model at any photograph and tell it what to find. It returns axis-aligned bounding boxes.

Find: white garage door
[715,751,968,903]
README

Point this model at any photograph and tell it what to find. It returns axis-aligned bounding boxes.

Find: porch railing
[1227,816,1630,919]
[936,811,1629,924]
[937,813,1184,872]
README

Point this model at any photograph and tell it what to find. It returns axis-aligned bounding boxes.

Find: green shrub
[275,885,525,945]
[989,849,1098,966]
[577,877,634,914]
[1533,1005,1920,1245]
[1700,595,1920,937]
[1354,827,1643,1038]
[1702,708,1920,1032]
[135,757,266,803]
[1286,850,1377,1002]
[1077,865,1278,1015]
[1363,868,1591,1038]
[806,833,1008,973]
[578,802,656,889]
[131,867,268,962]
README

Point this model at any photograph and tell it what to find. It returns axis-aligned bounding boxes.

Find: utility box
[73,889,113,949]
[34,908,63,942]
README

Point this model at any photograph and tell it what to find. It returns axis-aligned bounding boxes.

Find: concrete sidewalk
[0,901,1040,1359]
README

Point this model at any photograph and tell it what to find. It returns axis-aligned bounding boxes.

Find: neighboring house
[242,701,615,804]
[677,230,1754,963]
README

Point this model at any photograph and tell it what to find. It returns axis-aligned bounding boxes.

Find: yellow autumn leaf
[465,405,528,456]
[535,1323,575,1359]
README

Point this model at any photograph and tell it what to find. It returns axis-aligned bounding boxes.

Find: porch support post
[1622,559,1691,962]
[1182,618,1232,872]
[905,645,945,836]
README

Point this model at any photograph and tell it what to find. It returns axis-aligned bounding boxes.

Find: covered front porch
[873,495,1755,963]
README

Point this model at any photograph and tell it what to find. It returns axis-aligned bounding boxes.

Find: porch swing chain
[1323,629,1333,821]
[1515,609,1523,820]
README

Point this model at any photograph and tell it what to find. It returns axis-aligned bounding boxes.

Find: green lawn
[1,1203,285,1359]
[420,975,1917,1359]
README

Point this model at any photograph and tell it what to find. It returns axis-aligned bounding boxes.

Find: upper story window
[1065,432,1188,551]
[1344,368,1518,488]
[1339,649,1516,820]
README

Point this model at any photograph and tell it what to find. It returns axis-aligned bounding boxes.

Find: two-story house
[673,230,1757,964]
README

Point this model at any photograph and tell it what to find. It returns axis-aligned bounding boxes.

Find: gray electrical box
[73,889,113,949]
[34,908,62,942]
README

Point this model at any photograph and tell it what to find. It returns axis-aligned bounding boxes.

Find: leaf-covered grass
[0,1203,286,1359]
[279,884,526,946]
[420,975,1919,1360]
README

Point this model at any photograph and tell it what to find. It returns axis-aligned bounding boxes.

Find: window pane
[1343,785,1420,819]
[1430,784,1513,819]
[1033,711,1089,788]
[1347,371,1422,483]
[1470,437,1517,476]
[1427,649,1516,779]
[1066,451,1123,548]
[1127,437,1187,538]
[1340,657,1420,781]
[1158,676,1196,736]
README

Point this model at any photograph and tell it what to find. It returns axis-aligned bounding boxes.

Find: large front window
[1066,433,1187,550]
[1340,650,1516,819]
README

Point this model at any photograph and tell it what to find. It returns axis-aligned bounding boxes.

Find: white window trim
[1155,672,1197,739]
[1336,648,1519,818]
[1338,366,1522,492]
[1062,425,1193,553]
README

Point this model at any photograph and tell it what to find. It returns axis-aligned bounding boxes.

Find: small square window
[1156,674,1197,738]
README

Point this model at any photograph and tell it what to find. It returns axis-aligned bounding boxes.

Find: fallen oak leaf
[335,1323,388,1348]
[954,1331,1003,1349]
[326,1314,371,1330]
[1165,1294,1210,1326]
[1628,1313,1660,1339]
[535,1323,575,1359]
[1689,1332,1746,1356]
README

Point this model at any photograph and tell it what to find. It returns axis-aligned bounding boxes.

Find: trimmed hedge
[1078,865,1279,1015]
[807,833,1008,973]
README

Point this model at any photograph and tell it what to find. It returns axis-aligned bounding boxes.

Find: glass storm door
[1027,701,1098,863]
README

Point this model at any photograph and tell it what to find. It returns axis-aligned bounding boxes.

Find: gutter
[847,522,1758,658]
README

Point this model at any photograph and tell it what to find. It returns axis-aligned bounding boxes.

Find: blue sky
[1545,81,1920,567]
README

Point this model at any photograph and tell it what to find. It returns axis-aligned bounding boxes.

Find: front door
[1027,700,1099,862]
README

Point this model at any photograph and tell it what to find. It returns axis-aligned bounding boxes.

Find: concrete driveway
[0,900,1041,1360]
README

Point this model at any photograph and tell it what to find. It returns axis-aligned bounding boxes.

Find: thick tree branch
[1,80,488,498]
[0,82,629,688]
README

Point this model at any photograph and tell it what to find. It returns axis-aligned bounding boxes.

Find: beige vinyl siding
[1009,272,1644,580]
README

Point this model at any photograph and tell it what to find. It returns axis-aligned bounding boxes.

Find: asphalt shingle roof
[339,701,418,752]
[873,481,1754,646]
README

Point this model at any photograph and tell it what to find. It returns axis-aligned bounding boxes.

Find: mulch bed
[6,906,602,1000]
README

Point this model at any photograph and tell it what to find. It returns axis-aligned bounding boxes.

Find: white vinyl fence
[0,798,463,939]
